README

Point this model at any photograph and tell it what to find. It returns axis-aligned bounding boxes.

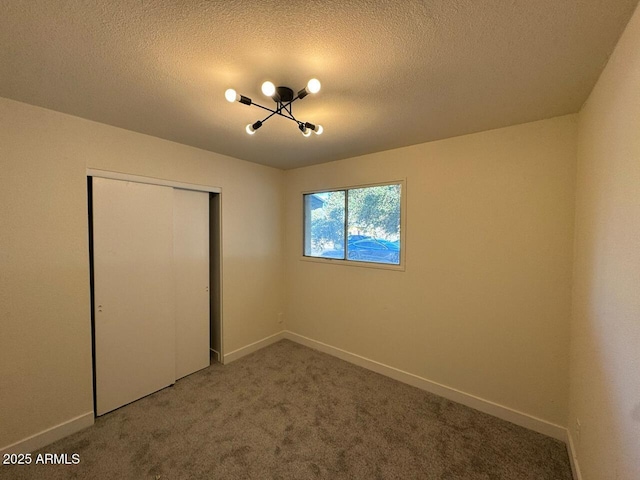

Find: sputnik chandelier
[225,79,323,137]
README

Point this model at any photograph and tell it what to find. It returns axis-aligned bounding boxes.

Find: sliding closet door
[173,188,210,379]
[93,178,175,415]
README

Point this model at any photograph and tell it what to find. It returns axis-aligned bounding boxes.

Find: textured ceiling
[1,1,638,169]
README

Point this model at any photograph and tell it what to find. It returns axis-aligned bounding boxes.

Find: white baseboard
[0,411,94,455]
[284,331,567,442]
[223,331,286,364]
[566,429,583,480]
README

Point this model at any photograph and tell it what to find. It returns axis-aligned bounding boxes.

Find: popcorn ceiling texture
[0,340,573,479]
[0,0,638,169]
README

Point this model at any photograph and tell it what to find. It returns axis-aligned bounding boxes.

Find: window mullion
[343,189,349,260]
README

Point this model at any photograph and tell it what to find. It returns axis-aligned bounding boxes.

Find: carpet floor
[1,339,573,479]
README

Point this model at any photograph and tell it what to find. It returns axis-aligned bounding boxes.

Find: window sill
[299,255,405,272]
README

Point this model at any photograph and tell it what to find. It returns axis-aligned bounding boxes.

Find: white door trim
[87,168,222,193]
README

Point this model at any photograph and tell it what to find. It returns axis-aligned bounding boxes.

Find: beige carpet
[1,339,573,479]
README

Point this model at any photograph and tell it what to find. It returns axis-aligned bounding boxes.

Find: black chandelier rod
[249,97,304,127]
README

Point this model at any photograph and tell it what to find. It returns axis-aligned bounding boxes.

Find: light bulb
[261,81,276,97]
[225,88,238,103]
[307,78,321,94]
[246,120,262,135]
[305,122,323,135]
[302,128,312,137]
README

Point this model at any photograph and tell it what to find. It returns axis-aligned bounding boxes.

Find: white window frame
[301,180,406,271]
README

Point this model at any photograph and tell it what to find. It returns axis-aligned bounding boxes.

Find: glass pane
[347,184,401,264]
[303,191,346,259]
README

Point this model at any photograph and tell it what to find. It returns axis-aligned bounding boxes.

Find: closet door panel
[93,178,175,415]
[173,188,210,379]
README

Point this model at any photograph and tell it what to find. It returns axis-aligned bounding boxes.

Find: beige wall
[0,98,285,449]
[285,115,577,426]
[571,4,640,479]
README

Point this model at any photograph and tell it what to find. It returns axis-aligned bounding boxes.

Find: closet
[91,176,211,415]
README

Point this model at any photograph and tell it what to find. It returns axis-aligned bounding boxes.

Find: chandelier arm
[282,102,301,124]
[260,110,279,123]
[275,111,301,124]
[270,102,300,124]
[257,108,300,126]
[236,90,314,131]
[252,100,296,121]
[280,95,302,112]
[250,102,278,115]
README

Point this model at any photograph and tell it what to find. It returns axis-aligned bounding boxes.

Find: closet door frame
[87,169,223,415]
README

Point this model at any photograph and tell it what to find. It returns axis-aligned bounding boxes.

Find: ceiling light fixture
[225,79,323,137]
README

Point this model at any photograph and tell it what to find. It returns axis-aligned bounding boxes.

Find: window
[303,183,402,265]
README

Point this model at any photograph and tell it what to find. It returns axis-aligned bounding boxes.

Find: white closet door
[93,178,176,415]
[173,188,210,379]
